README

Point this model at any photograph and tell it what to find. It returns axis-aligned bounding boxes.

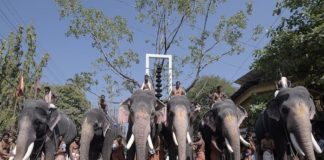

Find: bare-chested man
[141,74,153,91]
[170,81,186,96]
[0,133,12,160]
[261,132,275,160]
[69,137,80,160]
[212,85,227,102]
[191,132,205,160]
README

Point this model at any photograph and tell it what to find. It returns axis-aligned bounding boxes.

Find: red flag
[16,74,24,97]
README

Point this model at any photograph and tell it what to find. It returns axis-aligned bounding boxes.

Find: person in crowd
[170,81,186,96]
[0,133,12,160]
[55,136,66,160]
[210,135,222,160]
[99,95,108,114]
[141,74,153,91]
[212,85,227,102]
[69,136,80,160]
[44,86,57,108]
[191,132,205,160]
[261,132,275,160]
[149,134,161,160]
[111,135,125,160]
[242,132,256,160]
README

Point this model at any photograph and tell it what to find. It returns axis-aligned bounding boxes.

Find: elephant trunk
[289,114,315,160]
[223,116,241,160]
[133,120,151,160]
[174,117,188,160]
[80,118,94,160]
[15,117,36,160]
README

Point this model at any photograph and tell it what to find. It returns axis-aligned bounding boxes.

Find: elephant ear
[203,110,217,132]
[118,98,131,124]
[47,108,61,131]
[236,105,248,126]
[155,99,167,124]
[266,99,280,122]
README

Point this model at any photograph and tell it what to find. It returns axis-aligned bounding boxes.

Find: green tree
[54,0,262,98]
[252,0,324,91]
[0,26,49,132]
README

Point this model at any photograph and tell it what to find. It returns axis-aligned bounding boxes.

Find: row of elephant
[13,86,322,160]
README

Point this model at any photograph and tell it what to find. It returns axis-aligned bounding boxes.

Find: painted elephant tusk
[147,135,154,150]
[240,135,250,147]
[22,142,34,160]
[225,138,234,153]
[311,134,322,154]
[172,131,179,146]
[289,133,305,156]
[126,134,135,150]
[187,132,192,144]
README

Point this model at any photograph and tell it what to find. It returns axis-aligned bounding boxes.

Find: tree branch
[186,0,213,93]
[90,33,140,88]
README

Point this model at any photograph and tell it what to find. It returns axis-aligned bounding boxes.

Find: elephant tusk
[172,131,179,146]
[22,142,34,160]
[240,135,250,147]
[147,135,154,150]
[126,134,135,150]
[225,138,234,153]
[187,132,192,144]
[311,134,322,154]
[289,133,305,156]
[8,146,16,160]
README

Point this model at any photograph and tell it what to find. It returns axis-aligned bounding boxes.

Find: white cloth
[263,150,274,160]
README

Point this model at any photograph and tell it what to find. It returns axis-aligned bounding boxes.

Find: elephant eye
[281,107,289,115]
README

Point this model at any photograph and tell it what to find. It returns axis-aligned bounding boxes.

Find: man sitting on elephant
[141,74,153,91]
[44,86,57,109]
[99,95,108,114]
[212,85,227,102]
[171,81,186,96]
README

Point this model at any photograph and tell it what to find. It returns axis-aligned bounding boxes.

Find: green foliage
[252,0,324,91]
[242,93,272,129]
[55,0,138,98]
[0,26,49,132]
[54,0,261,98]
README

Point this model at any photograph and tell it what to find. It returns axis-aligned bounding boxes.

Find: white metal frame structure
[145,54,173,94]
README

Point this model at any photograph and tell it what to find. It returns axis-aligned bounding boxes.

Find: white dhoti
[263,150,274,160]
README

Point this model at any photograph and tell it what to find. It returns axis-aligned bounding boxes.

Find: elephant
[118,90,166,160]
[80,108,121,160]
[200,99,249,160]
[161,95,198,160]
[255,86,322,160]
[14,100,77,160]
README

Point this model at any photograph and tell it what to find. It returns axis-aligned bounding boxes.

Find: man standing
[69,137,80,160]
[212,85,227,102]
[111,135,125,160]
[141,74,153,91]
[191,132,205,160]
[170,81,186,96]
[0,133,12,160]
[261,132,275,160]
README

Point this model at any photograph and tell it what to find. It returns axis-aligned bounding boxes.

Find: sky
[0,0,283,109]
